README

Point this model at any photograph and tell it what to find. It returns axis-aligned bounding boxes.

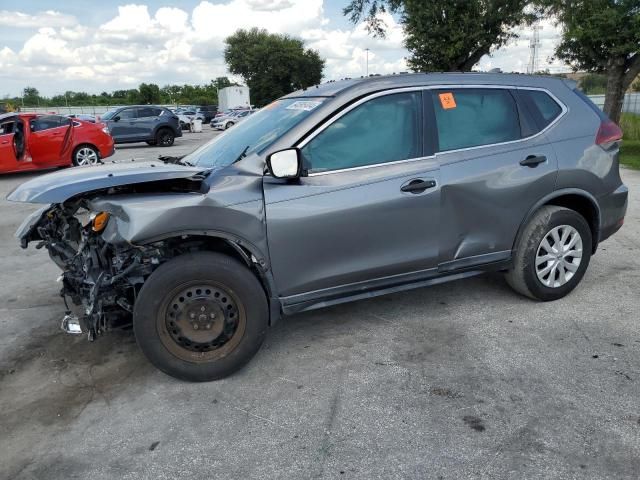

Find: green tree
[138,83,161,104]
[544,0,640,124]
[22,86,40,106]
[344,0,536,71]
[224,28,324,106]
[579,73,608,95]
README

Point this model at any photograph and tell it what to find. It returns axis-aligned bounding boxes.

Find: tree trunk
[603,58,626,125]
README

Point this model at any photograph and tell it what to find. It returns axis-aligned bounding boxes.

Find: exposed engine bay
[27,200,162,339]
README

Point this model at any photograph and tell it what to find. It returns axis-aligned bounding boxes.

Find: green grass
[620,113,640,169]
[620,140,640,170]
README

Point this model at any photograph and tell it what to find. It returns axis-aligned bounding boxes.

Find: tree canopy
[544,0,640,123]
[224,28,324,106]
[344,0,537,71]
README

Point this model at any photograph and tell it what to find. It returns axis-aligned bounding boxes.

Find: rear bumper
[598,184,628,243]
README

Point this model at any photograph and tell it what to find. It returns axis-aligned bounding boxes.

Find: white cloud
[0,9,77,28]
[0,2,569,98]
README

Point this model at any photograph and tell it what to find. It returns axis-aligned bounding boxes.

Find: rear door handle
[520,155,547,167]
[401,179,437,194]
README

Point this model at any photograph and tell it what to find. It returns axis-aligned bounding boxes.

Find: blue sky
[0,1,564,98]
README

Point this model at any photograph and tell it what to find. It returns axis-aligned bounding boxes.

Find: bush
[620,113,640,141]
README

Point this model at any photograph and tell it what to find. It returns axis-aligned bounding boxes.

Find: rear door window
[138,107,162,118]
[30,115,68,132]
[431,89,521,152]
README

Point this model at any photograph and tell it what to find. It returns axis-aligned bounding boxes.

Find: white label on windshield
[286,100,322,111]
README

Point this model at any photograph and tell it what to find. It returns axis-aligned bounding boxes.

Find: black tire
[224,121,234,130]
[156,128,175,147]
[505,206,592,301]
[72,144,100,166]
[133,252,268,382]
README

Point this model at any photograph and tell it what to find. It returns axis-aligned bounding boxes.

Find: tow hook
[61,312,83,335]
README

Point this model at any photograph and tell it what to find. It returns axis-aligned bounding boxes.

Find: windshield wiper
[233,145,250,164]
[157,155,194,166]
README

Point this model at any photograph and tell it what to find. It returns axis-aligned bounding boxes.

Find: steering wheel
[13,124,24,160]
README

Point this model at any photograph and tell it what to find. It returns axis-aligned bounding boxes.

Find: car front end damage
[18,200,163,340]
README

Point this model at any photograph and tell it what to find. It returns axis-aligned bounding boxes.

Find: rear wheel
[505,206,592,301]
[72,145,100,166]
[156,128,175,147]
[133,252,268,382]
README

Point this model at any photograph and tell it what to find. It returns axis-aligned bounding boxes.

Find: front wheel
[133,252,268,382]
[505,206,592,301]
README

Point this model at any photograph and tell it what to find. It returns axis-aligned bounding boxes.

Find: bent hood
[6,160,208,204]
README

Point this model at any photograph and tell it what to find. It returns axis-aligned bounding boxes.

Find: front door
[263,91,441,304]
[108,107,138,142]
[428,87,560,269]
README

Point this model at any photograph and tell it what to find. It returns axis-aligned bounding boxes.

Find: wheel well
[544,194,599,252]
[149,234,275,314]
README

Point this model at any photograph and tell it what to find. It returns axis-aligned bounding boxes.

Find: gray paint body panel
[8,73,629,316]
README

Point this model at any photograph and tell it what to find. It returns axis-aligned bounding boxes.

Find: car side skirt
[280,251,512,315]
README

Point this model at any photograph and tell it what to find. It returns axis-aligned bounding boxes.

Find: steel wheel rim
[535,224,583,288]
[157,281,246,363]
[76,147,98,166]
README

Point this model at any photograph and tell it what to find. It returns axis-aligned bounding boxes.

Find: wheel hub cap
[535,224,583,288]
[164,284,240,353]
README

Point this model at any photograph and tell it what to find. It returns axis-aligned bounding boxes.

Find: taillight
[595,120,623,145]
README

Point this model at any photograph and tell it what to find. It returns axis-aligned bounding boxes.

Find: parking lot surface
[1,131,639,479]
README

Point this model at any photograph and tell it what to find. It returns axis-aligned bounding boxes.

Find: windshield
[183,98,325,169]
[101,109,119,121]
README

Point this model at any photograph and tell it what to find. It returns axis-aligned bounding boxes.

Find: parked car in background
[210,109,254,130]
[101,106,181,146]
[196,106,218,123]
[67,114,96,123]
[0,113,114,172]
[9,73,627,381]
[177,110,197,130]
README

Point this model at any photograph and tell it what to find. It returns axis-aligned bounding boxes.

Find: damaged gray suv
[8,73,628,382]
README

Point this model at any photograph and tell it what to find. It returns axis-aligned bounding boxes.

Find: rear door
[430,87,560,270]
[29,115,73,165]
[136,106,163,140]
[263,90,441,303]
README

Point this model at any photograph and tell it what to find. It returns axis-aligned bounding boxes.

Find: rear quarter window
[522,90,563,129]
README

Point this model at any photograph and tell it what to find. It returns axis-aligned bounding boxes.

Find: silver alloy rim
[76,147,98,166]
[535,225,583,288]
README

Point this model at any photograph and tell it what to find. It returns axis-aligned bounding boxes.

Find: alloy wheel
[535,224,583,288]
[75,147,99,166]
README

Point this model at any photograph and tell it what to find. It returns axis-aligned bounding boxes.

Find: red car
[0,113,114,174]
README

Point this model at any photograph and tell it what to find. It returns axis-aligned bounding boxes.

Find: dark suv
[9,73,628,382]
[101,106,181,146]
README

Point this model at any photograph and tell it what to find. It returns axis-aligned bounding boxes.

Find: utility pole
[365,48,370,76]
[527,23,542,74]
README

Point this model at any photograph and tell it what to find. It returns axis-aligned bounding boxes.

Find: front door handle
[401,179,437,194]
[520,155,547,167]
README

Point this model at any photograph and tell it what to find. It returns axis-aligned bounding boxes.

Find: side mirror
[266,148,302,179]
[113,115,120,122]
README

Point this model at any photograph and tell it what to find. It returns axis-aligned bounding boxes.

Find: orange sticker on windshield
[439,92,456,109]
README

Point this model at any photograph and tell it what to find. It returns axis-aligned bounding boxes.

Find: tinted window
[301,92,422,173]
[117,108,137,120]
[30,115,68,132]
[432,89,520,151]
[138,107,161,118]
[0,122,14,135]
[524,90,563,127]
